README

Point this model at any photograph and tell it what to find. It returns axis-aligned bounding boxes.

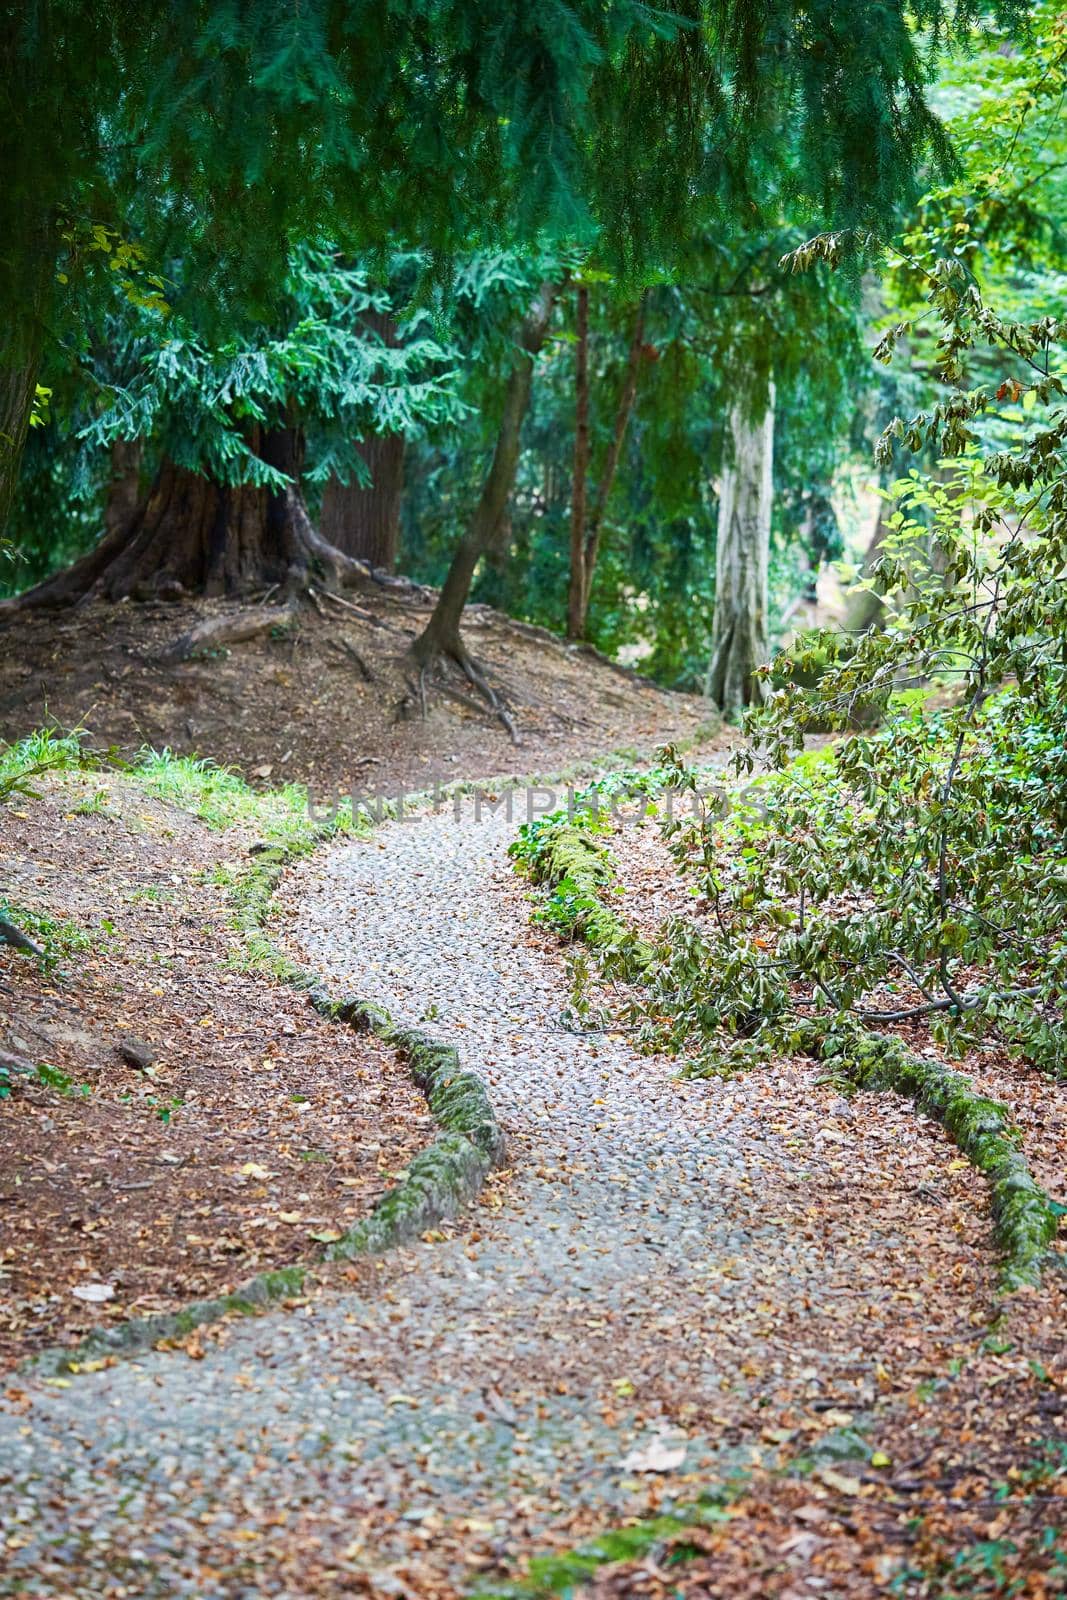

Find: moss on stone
[810,1022,1059,1292]
[26,1264,307,1378]
[321,999,507,1257]
[327,1132,490,1258]
[518,814,654,974]
[473,1492,736,1598]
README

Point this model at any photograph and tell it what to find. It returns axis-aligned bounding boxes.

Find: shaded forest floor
[0,590,713,797]
[0,769,432,1366]
[0,775,1062,1597]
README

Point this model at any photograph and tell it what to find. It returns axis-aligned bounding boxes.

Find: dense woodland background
[0,0,1059,707]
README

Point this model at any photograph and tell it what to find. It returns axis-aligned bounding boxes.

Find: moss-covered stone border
[472,1489,738,1599]
[518,811,1060,1295]
[805,1023,1059,1293]
[514,813,654,976]
[22,844,504,1379]
[306,992,505,1257]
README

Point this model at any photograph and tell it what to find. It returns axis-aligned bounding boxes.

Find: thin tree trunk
[705,387,776,714]
[104,438,145,539]
[844,495,889,635]
[411,282,557,667]
[320,432,406,569]
[567,293,647,641]
[566,284,591,640]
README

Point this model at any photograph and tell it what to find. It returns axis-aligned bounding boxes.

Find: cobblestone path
[0,804,992,1597]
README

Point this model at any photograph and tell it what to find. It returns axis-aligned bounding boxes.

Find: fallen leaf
[817,1468,863,1495]
[620,1435,687,1474]
[70,1282,115,1303]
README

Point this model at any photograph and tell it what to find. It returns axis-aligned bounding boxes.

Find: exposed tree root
[398,635,521,745]
[165,605,299,662]
[0,914,43,957]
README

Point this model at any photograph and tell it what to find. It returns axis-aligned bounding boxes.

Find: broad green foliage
[79,249,465,492]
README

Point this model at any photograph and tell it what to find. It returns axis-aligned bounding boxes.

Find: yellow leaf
[871,1451,892,1468]
[239,1162,273,1180]
[948,1159,969,1172]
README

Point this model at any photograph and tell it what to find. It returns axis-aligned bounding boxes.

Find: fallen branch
[165,606,297,662]
[0,915,43,957]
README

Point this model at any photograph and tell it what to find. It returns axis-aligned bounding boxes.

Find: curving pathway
[0,802,993,1597]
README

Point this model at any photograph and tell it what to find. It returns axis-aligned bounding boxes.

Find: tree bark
[410,282,557,668]
[104,437,145,540]
[3,422,364,609]
[705,388,776,714]
[320,431,406,569]
[0,357,42,540]
[566,284,591,640]
[567,293,647,641]
[844,495,889,635]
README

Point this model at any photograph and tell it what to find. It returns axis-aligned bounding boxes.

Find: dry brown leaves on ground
[0,772,430,1365]
[0,594,711,798]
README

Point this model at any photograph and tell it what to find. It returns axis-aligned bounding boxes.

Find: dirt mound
[0,588,716,796]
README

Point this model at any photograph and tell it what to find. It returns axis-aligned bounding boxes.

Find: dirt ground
[0,590,714,797]
[0,770,432,1367]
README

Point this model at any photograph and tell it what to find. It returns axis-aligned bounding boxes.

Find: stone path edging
[20,866,506,1381]
[523,808,1061,1295]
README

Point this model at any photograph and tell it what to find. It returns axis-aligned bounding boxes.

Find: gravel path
[0,803,995,1598]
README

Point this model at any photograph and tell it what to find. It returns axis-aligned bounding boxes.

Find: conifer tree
[2,0,1021,541]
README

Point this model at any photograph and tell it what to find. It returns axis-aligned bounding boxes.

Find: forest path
[0,799,993,1598]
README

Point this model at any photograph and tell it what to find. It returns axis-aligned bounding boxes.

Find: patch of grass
[70,787,115,818]
[129,747,364,850]
[0,898,95,972]
[0,728,88,802]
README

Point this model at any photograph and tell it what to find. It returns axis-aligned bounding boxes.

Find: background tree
[3,0,1008,550]
[2,252,461,611]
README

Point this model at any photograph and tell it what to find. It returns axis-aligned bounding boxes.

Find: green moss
[328,1132,489,1257]
[26,1264,308,1378]
[811,1022,1059,1292]
[473,1492,736,1598]
[512,812,654,975]
[321,996,506,1258]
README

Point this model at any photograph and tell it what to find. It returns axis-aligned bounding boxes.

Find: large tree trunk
[320,431,406,569]
[410,282,557,669]
[567,293,647,641]
[705,388,776,714]
[0,356,41,539]
[3,423,362,610]
[104,437,145,540]
[0,237,53,537]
